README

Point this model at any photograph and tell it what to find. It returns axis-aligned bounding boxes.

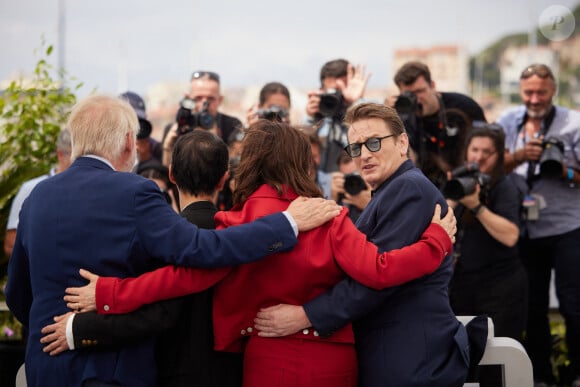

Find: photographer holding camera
[329,152,371,223]
[246,82,291,126]
[498,63,580,387]
[444,125,527,343]
[305,58,371,172]
[162,71,242,166]
[387,61,486,189]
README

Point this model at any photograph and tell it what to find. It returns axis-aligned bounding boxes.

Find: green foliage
[0,40,82,341]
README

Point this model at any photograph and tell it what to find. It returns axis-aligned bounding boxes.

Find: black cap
[119,91,147,120]
[119,91,152,139]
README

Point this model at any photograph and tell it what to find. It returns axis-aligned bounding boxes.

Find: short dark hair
[171,131,229,196]
[394,61,432,86]
[259,82,291,107]
[320,59,349,87]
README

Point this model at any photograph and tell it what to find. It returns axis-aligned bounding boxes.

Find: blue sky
[0,0,578,97]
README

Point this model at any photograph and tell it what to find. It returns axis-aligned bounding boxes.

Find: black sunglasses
[520,64,554,80]
[191,71,220,83]
[344,135,395,158]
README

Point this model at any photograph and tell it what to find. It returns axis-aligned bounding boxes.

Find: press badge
[523,195,539,221]
[523,194,547,221]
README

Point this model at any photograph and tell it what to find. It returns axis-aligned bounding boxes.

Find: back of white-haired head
[67,95,138,164]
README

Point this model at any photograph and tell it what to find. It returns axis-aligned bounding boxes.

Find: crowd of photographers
[151,59,579,387]
[9,58,575,386]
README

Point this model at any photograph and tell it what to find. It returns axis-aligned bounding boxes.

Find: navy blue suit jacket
[6,157,296,387]
[304,160,469,387]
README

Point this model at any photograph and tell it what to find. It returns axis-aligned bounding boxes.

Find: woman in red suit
[65,120,454,387]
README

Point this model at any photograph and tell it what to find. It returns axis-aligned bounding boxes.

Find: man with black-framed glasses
[255,102,479,387]
[498,63,580,387]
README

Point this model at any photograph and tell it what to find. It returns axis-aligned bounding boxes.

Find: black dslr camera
[394,91,420,151]
[394,91,418,116]
[175,98,215,135]
[256,105,289,122]
[343,173,367,196]
[442,162,490,200]
[318,89,344,118]
[539,137,565,178]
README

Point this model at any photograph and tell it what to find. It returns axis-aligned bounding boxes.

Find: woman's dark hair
[259,82,291,107]
[233,120,322,206]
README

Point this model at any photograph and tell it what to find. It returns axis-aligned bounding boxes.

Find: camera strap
[518,106,556,186]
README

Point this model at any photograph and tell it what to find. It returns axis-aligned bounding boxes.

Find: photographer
[162,70,242,166]
[330,152,371,223]
[305,58,371,172]
[388,61,486,189]
[444,125,527,342]
[498,63,580,387]
[246,82,291,126]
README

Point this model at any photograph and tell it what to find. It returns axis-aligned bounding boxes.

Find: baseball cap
[119,91,147,120]
[119,91,152,139]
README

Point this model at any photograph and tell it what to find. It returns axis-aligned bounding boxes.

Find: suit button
[302,329,309,335]
[247,327,253,333]
[82,339,88,346]
[241,329,246,335]
[103,305,110,312]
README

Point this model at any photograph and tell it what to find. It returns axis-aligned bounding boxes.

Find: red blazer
[95,185,451,352]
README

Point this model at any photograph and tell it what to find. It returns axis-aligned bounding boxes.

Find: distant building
[393,45,470,94]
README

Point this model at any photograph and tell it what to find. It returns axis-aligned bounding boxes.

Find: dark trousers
[520,226,580,383]
[450,265,528,341]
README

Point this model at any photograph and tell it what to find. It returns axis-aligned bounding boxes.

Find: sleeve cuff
[66,313,76,350]
[282,211,299,237]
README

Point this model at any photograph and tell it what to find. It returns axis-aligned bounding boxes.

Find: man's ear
[216,170,230,191]
[168,164,177,185]
[398,132,410,157]
[126,131,135,153]
[430,80,436,90]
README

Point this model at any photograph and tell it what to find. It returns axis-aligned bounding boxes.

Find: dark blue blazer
[6,156,296,387]
[304,160,469,387]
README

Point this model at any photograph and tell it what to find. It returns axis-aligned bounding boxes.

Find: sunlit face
[347,118,408,190]
[189,78,222,116]
[520,75,556,119]
[466,136,497,175]
[260,92,290,110]
[397,75,439,117]
[322,76,347,91]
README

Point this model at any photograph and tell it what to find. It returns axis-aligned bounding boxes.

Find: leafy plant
[0,39,82,341]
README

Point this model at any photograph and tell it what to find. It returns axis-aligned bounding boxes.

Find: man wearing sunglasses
[498,63,580,387]
[256,103,477,387]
